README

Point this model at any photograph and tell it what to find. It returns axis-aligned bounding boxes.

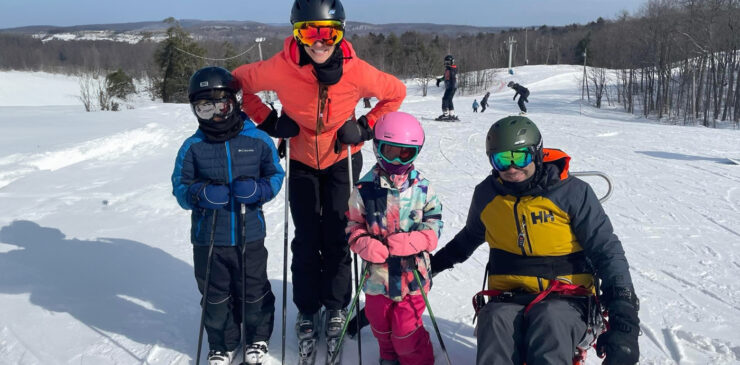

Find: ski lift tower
[255,37,272,103]
[507,36,517,75]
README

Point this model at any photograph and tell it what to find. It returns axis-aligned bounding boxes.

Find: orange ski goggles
[293,20,344,46]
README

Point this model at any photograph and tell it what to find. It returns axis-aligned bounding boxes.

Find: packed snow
[0,65,738,364]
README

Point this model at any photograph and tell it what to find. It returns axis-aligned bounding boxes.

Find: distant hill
[0,20,509,43]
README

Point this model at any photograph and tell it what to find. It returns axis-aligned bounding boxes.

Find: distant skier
[508,81,529,115]
[435,55,458,121]
[480,92,490,113]
[431,116,640,365]
[472,99,479,113]
[347,112,442,365]
[363,97,372,108]
[171,66,285,365]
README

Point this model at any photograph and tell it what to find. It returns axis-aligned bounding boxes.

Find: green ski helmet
[485,116,543,169]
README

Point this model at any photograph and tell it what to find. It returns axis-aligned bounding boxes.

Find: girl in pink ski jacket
[346,112,442,365]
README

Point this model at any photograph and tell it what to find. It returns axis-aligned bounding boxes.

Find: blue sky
[1,0,645,29]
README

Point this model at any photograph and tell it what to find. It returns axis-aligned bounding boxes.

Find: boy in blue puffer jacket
[171,66,284,365]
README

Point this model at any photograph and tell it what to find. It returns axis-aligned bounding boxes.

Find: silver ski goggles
[191,97,235,121]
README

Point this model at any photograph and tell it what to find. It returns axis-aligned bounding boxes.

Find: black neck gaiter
[197,112,244,143]
[299,45,345,85]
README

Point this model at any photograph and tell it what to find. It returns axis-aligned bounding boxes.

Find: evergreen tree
[105,68,136,100]
[222,41,242,71]
[154,18,204,103]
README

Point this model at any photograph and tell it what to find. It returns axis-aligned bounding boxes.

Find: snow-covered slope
[0,65,738,364]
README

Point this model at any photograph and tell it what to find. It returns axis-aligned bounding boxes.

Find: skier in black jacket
[480,91,490,113]
[508,81,529,115]
[436,54,458,121]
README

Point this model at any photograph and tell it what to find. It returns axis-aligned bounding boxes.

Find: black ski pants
[442,87,457,112]
[517,92,529,113]
[476,298,587,365]
[289,153,362,315]
[194,240,275,352]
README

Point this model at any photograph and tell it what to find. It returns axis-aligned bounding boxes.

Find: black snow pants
[517,91,530,113]
[476,298,587,365]
[194,240,275,352]
[442,87,457,112]
[289,152,362,315]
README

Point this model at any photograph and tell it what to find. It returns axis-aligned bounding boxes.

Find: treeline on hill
[0,0,738,126]
[584,0,740,127]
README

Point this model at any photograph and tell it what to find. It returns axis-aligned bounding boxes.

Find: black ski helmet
[507,81,515,88]
[290,0,346,24]
[187,66,240,102]
[485,116,543,168]
[444,54,454,66]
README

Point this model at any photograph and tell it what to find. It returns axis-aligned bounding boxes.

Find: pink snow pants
[364,294,434,365]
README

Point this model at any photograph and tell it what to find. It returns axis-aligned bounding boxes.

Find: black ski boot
[325,309,347,365]
[379,360,400,365]
[296,311,321,365]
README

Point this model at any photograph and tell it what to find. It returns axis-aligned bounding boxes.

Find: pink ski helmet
[373,112,425,173]
[374,111,425,146]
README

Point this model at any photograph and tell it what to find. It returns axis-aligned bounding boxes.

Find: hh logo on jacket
[531,210,555,225]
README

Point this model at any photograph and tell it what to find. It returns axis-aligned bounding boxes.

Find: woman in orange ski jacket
[232,0,406,345]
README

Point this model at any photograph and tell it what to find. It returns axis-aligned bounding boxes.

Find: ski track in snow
[1,66,739,364]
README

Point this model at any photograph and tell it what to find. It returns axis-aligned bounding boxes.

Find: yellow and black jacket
[432,149,633,293]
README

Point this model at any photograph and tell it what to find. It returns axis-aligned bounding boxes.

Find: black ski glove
[334,115,373,153]
[257,109,300,139]
[597,287,640,365]
[436,78,442,87]
[346,307,370,339]
[429,252,454,277]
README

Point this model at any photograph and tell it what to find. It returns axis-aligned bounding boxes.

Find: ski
[420,117,463,122]
[325,336,342,365]
[297,337,319,365]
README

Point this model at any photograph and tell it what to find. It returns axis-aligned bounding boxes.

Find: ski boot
[519,111,527,116]
[448,114,460,121]
[379,360,401,365]
[297,311,321,365]
[207,349,234,365]
[244,341,268,365]
[325,309,347,365]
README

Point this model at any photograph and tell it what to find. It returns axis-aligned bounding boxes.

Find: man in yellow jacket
[432,116,640,365]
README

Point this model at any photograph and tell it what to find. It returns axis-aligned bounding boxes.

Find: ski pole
[413,267,452,365]
[330,264,370,365]
[281,139,290,365]
[346,144,362,365]
[195,209,219,365]
[240,203,248,365]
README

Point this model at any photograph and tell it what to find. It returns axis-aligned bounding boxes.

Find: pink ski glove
[350,235,389,264]
[386,230,438,257]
